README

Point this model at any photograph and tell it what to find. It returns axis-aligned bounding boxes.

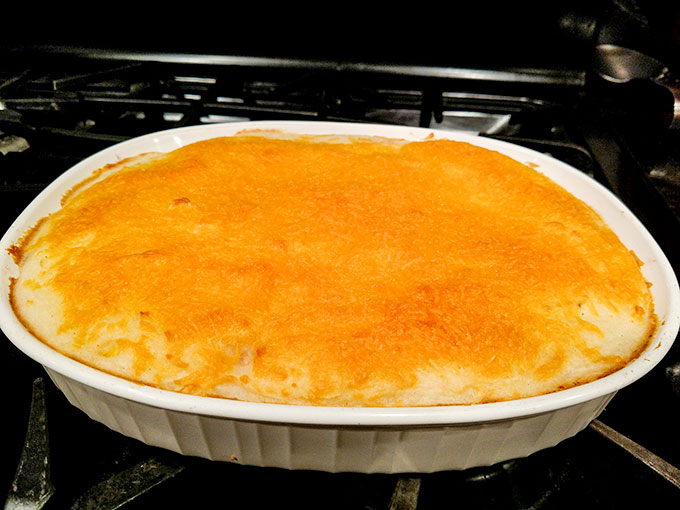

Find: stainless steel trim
[24,46,586,87]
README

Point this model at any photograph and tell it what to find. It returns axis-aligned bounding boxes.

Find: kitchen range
[1,2,680,508]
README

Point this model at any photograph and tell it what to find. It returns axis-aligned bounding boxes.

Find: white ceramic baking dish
[1,121,678,473]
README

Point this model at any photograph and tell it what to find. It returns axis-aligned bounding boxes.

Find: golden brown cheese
[9,133,657,406]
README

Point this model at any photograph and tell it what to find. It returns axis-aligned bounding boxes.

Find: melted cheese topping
[9,134,656,406]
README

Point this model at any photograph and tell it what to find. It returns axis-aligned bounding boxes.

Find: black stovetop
[1,43,680,508]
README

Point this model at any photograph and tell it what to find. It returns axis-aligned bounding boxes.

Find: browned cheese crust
[9,133,657,406]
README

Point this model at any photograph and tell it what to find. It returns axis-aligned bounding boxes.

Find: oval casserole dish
[1,121,678,473]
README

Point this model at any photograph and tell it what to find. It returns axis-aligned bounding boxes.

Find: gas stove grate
[1,57,591,187]
[2,47,680,509]
[6,377,680,509]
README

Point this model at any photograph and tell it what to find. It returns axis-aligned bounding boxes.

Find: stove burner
[2,45,680,509]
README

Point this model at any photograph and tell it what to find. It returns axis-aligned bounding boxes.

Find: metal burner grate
[1,54,590,188]
[5,377,680,509]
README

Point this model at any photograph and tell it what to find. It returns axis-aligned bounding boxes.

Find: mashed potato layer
[9,133,656,406]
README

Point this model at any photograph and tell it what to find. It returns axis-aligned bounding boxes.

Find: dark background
[2,1,677,70]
